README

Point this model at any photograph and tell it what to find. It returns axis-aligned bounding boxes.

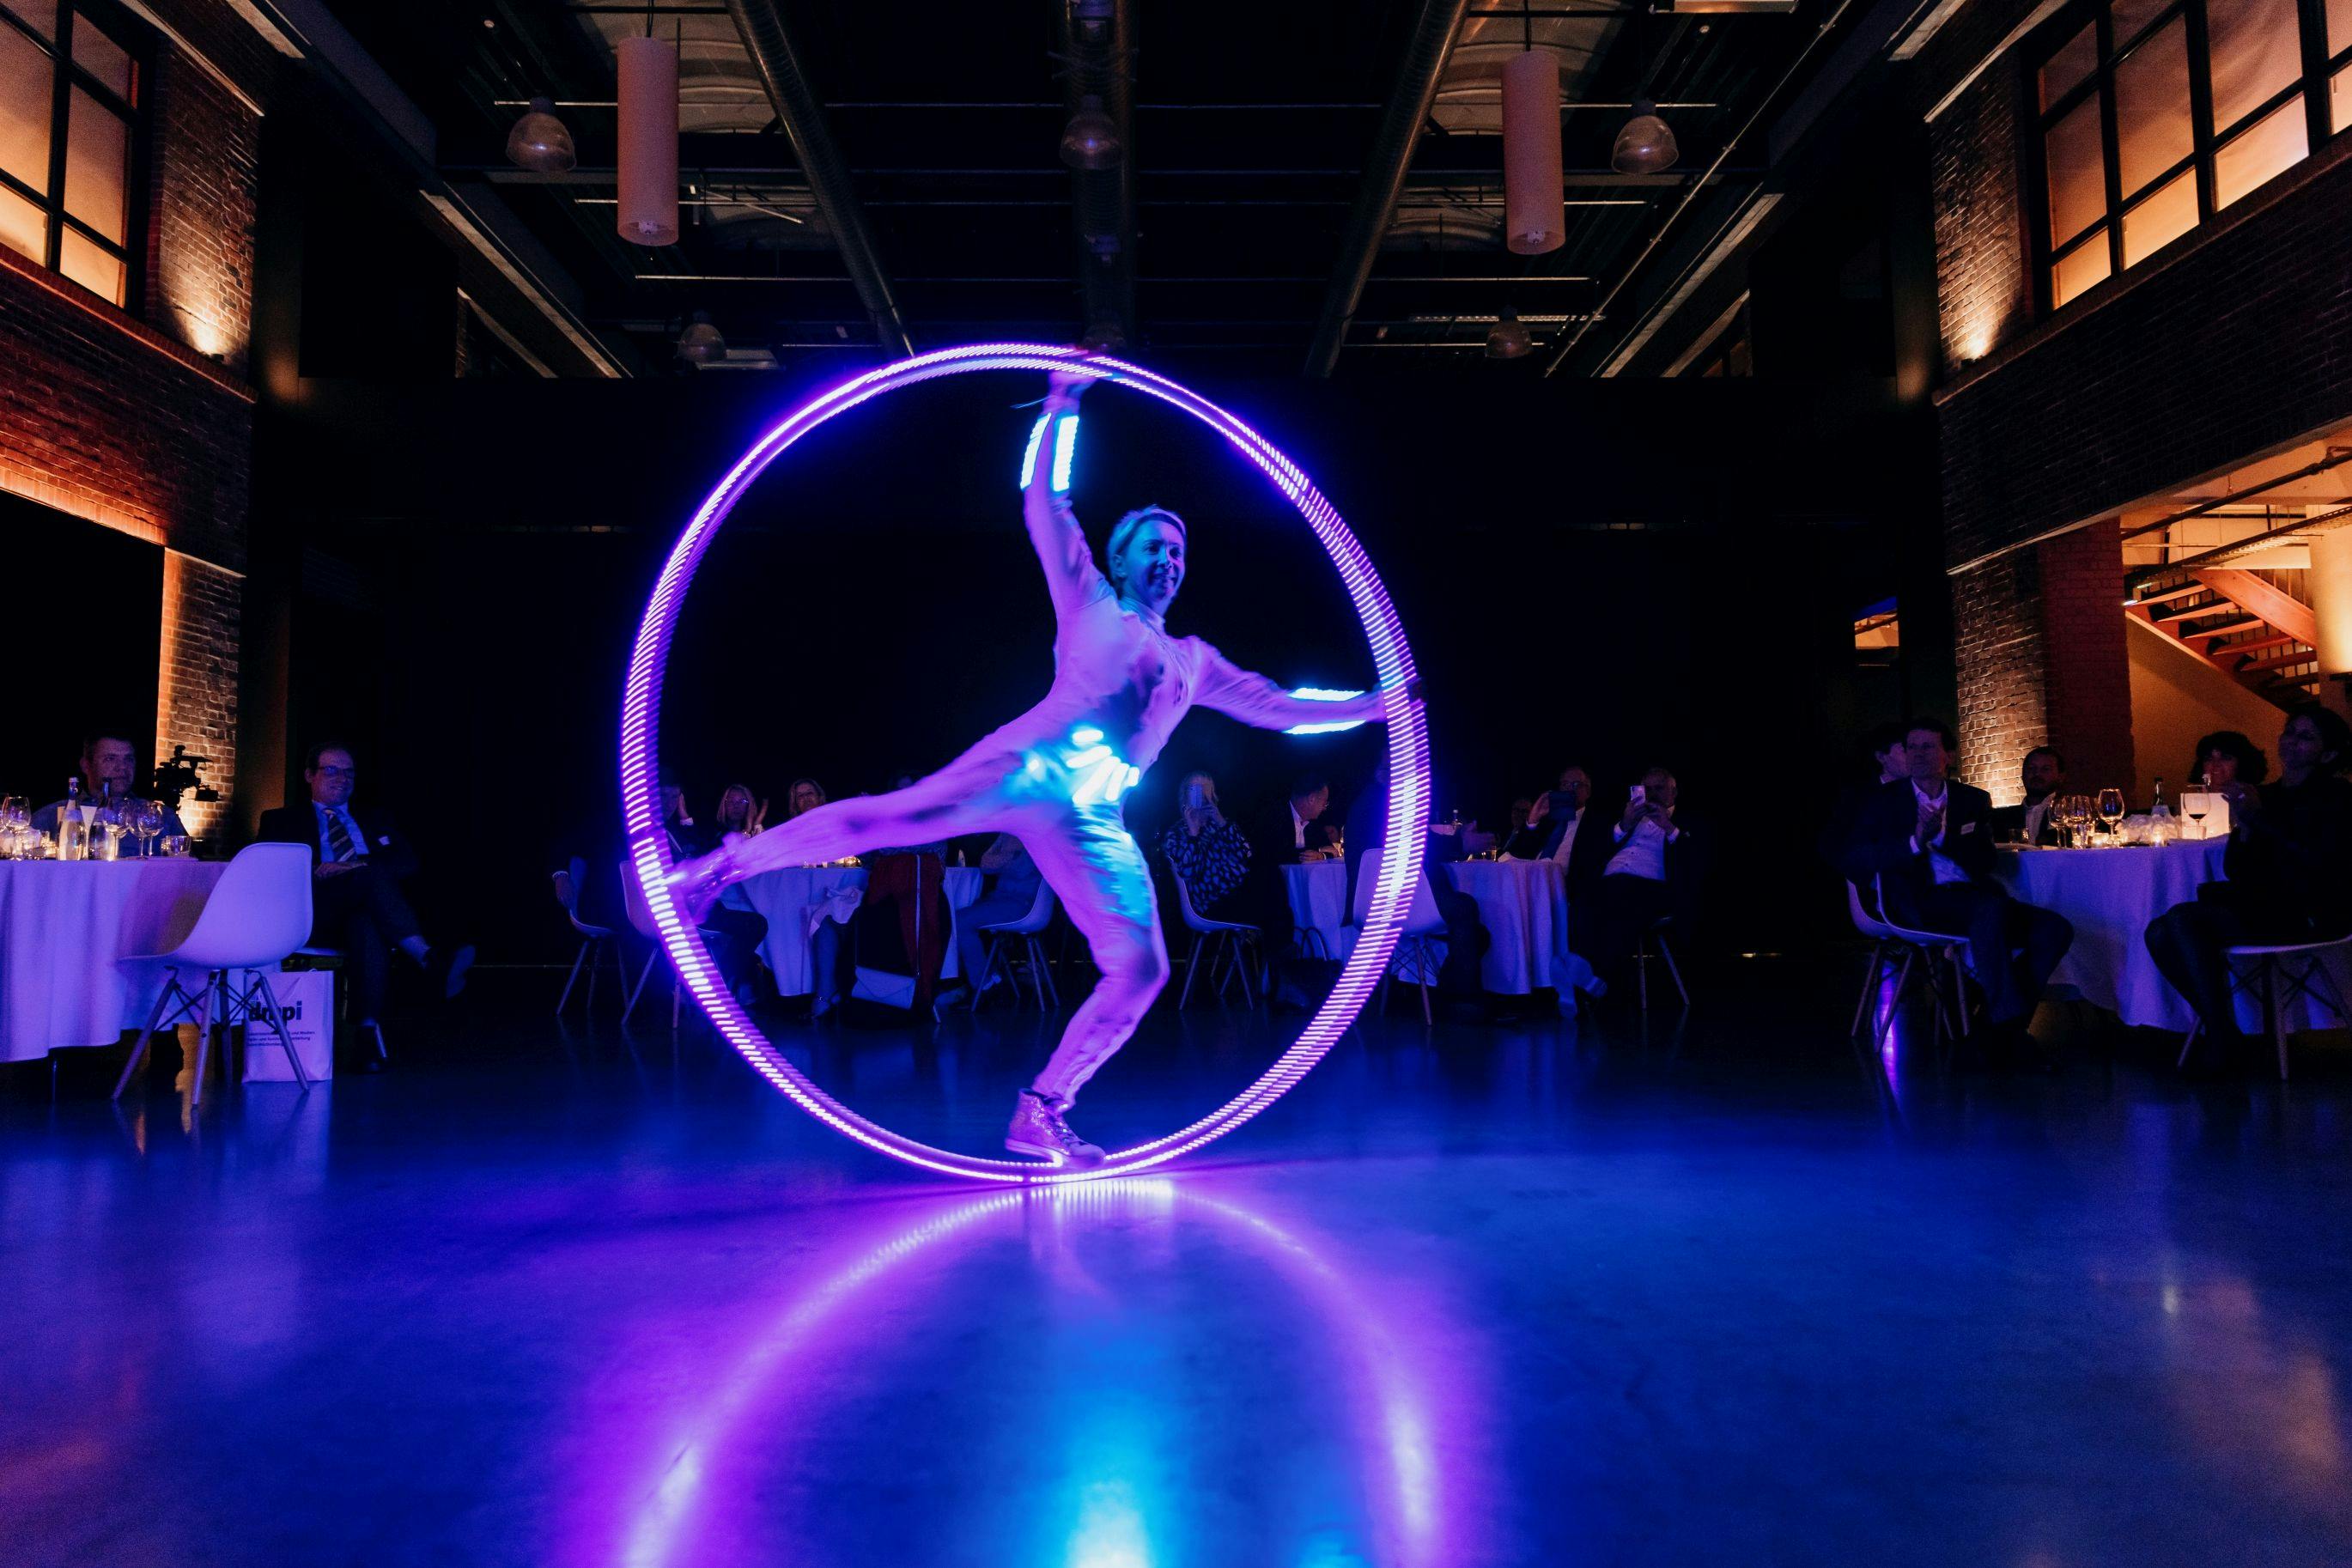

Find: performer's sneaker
[1006,1089,1105,1168]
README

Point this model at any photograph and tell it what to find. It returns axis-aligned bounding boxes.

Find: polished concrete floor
[4,962,2351,1567]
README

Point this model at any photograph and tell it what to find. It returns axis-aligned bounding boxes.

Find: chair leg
[623,949,657,1023]
[557,939,590,1015]
[2270,960,2291,1081]
[1237,938,1260,1010]
[969,939,1001,1012]
[188,971,221,1109]
[1658,934,1689,1007]
[1874,947,1916,1053]
[1636,940,1650,1019]
[1851,942,1886,1039]
[114,975,188,1101]
[1179,933,1205,1008]
[249,969,311,1091]
[2177,1018,2203,1069]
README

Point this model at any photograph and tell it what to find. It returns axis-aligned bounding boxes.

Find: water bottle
[57,778,87,860]
[2149,778,2173,845]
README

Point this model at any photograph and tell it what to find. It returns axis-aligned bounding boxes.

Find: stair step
[2240,648,2318,673]
[2133,581,2207,606]
[2182,617,2266,642]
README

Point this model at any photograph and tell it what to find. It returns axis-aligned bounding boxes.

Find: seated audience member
[1817,722,1909,870]
[2189,730,2267,789]
[1504,798,1534,840]
[1160,771,1251,917]
[945,832,1046,1014]
[1570,768,1705,980]
[654,769,769,999]
[256,744,476,1045]
[714,783,768,839]
[1254,773,1339,866]
[32,731,187,843]
[2146,704,2352,1073]
[786,778,828,818]
[1838,719,2074,1061]
[1349,757,1490,1000]
[1504,765,1594,866]
[1989,745,2066,846]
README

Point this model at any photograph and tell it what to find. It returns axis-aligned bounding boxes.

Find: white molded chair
[554,854,622,1015]
[618,859,685,1029]
[1173,867,1261,1008]
[2175,936,2352,1079]
[114,842,314,1104]
[969,878,1062,1012]
[1846,878,1969,1053]
[1346,848,1448,1024]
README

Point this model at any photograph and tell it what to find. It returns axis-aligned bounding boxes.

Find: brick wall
[0,0,268,836]
[158,550,240,840]
[1953,547,2047,799]
[1927,45,2032,371]
[2035,517,2134,790]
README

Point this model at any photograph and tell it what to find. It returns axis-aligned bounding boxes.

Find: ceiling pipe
[723,0,914,355]
[1057,0,1137,349]
[1303,0,1470,378]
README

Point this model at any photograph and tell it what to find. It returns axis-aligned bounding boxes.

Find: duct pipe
[725,0,914,354]
[1304,0,1469,377]
[1058,0,1136,348]
[1501,49,1565,254]
[616,37,679,246]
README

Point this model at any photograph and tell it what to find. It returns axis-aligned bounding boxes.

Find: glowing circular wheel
[622,343,1428,1182]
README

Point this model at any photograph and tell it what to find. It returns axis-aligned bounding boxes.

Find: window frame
[0,0,150,308]
[2025,0,2347,313]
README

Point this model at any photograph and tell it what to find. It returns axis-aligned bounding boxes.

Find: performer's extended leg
[1025,806,1170,1104]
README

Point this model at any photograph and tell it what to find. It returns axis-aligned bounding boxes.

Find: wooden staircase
[2127,567,2322,708]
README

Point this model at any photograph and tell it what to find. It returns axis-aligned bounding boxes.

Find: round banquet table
[730,864,983,996]
[1992,837,2349,1033]
[1280,860,1350,958]
[0,859,227,1061]
[1442,857,1593,997]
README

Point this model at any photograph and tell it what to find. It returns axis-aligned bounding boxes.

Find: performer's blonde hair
[1106,505,1186,586]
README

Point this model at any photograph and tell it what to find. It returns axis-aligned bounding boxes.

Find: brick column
[158,551,240,842]
[2036,519,2135,794]
[1953,550,2048,801]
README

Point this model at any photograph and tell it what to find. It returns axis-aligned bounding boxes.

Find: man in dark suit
[1838,719,2072,1049]
[1569,767,1706,980]
[1232,774,1339,1001]
[1504,764,1595,865]
[1817,722,1909,871]
[1988,745,2066,846]
[257,743,474,1042]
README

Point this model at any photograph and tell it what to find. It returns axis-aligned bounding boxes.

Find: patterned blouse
[1160,816,1251,915]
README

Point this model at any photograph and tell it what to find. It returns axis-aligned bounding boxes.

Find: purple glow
[620,343,1428,1182]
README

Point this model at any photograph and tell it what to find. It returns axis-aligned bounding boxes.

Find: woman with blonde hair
[1160,770,1250,919]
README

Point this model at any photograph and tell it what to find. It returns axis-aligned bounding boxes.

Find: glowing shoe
[1006,1089,1105,1168]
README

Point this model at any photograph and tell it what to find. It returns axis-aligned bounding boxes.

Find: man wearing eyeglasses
[257,742,473,1052]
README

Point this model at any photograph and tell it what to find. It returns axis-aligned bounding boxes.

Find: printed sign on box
[241,968,335,1082]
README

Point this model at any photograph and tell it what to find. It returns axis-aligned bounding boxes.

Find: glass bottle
[57,778,87,861]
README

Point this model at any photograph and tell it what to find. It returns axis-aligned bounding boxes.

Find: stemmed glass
[2096,787,2126,842]
[130,799,164,858]
[0,797,27,859]
[2183,791,2209,840]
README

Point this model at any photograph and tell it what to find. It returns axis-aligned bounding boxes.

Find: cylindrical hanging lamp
[617,36,680,247]
[1501,49,1565,256]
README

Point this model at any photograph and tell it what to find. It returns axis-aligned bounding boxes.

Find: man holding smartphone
[1505,764,1593,868]
[1569,767,1703,981]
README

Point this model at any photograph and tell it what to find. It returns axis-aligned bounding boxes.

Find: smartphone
[1628,784,1647,808]
[1543,790,1577,817]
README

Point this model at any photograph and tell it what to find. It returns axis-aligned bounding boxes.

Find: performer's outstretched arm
[1020,372,1109,620]
[1194,646,1395,732]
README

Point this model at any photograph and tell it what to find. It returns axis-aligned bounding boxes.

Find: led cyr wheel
[621,344,1428,1182]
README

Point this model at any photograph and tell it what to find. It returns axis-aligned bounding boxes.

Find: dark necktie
[325,811,357,862]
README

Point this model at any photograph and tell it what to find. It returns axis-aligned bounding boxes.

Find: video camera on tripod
[149,744,221,813]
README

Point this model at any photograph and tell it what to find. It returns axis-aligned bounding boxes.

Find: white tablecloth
[732,864,983,995]
[0,860,226,1060]
[1284,856,1591,996]
[1995,839,2351,1032]
[1281,860,1350,957]
[1444,858,1592,996]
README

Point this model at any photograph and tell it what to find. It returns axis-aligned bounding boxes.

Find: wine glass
[2096,787,2126,842]
[131,799,164,858]
[2183,790,2209,840]
[0,797,27,859]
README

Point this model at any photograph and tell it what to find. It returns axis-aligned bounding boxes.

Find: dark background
[1,491,161,799]
[249,362,1942,958]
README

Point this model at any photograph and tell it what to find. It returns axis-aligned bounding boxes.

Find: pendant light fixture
[676,311,726,365]
[506,96,576,173]
[1486,307,1535,359]
[1610,12,1680,176]
[1501,3,1565,255]
[1060,94,1121,170]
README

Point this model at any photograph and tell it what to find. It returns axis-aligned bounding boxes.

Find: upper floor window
[2033,0,2351,308]
[0,1,142,307]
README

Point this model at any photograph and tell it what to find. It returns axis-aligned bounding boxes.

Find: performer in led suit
[670,367,1407,1166]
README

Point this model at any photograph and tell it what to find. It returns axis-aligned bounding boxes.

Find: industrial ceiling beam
[1056,0,1137,348]
[1303,0,1470,377]
[723,0,914,355]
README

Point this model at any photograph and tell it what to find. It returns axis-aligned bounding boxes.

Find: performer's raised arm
[1020,368,1109,620]
[1193,645,1401,732]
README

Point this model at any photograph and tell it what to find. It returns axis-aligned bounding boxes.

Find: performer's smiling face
[1114,517,1186,613]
